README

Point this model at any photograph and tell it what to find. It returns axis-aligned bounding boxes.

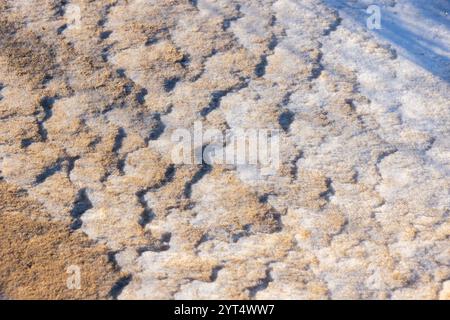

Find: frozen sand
[0,0,449,299]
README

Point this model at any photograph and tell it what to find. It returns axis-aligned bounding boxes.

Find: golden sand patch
[0,181,121,299]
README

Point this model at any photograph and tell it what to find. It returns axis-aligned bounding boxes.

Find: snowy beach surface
[0,0,449,299]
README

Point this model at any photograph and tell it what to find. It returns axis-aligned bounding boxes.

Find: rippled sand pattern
[0,0,449,299]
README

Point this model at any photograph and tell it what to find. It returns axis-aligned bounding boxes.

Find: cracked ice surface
[0,0,449,299]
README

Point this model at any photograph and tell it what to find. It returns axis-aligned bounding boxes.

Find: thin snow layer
[325,0,450,81]
[0,0,449,300]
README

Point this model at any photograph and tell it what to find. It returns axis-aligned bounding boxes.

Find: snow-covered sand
[0,0,449,299]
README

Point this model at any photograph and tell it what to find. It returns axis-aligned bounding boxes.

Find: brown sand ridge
[0,181,121,299]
